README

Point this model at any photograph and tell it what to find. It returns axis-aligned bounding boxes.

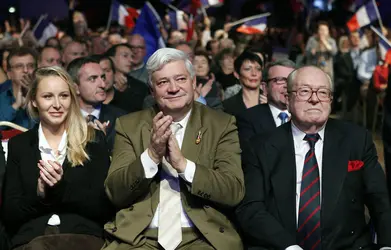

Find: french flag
[110,0,139,28]
[33,15,58,46]
[200,0,224,7]
[168,10,187,30]
[347,1,378,31]
[371,26,391,64]
[236,16,267,35]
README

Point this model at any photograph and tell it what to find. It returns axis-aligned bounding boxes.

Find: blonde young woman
[2,67,114,250]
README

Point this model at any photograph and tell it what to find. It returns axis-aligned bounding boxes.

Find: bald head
[62,41,85,67]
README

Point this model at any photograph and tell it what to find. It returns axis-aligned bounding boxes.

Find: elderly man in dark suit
[235,59,296,144]
[236,65,391,250]
[67,56,126,154]
[102,48,244,250]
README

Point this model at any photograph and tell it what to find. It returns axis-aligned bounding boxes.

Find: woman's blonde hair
[26,66,95,167]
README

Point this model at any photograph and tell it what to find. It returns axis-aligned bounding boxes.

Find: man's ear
[75,84,80,95]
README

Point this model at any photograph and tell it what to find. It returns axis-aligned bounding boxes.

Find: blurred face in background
[350,32,360,48]
[318,24,330,38]
[193,55,210,77]
[39,47,62,67]
[62,42,84,67]
[220,54,234,73]
[128,35,146,67]
[7,54,36,85]
[100,59,114,91]
[112,45,132,74]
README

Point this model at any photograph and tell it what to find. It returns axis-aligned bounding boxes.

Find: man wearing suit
[333,31,361,113]
[236,66,391,250]
[236,59,296,143]
[102,48,244,250]
[67,57,126,153]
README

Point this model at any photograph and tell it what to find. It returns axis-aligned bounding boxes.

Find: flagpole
[201,6,208,18]
[372,0,385,32]
[32,14,47,34]
[370,25,391,47]
[167,3,180,12]
[229,12,271,27]
[106,0,114,31]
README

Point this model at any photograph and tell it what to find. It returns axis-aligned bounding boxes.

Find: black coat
[1,127,115,248]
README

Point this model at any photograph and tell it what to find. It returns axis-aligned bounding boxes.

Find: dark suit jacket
[334,51,360,111]
[110,75,150,113]
[1,127,114,248]
[235,104,277,145]
[383,69,391,196]
[99,104,126,154]
[223,90,247,116]
[0,137,5,191]
[103,102,245,249]
[236,119,391,250]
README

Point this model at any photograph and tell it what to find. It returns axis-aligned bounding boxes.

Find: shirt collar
[291,120,326,144]
[173,109,192,130]
[81,105,101,119]
[38,123,68,154]
[268,103,290,120]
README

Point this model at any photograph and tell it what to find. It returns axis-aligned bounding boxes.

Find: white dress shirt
[268,104,290,127]
[38,123,67,226]
[80,106,101,119]
[141,110,196,228]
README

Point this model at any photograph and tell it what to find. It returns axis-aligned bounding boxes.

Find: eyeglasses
[267,77,288,85]
[11,63,36,71]
[290,87,333,102]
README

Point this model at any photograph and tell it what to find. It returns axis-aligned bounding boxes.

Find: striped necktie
[297,133,321,250]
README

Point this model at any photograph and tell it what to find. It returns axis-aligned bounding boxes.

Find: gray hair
[146,48,195,87]
[263,59,297,83]
[287,65,334,92]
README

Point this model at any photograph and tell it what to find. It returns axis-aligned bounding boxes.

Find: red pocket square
[348,160,364,172]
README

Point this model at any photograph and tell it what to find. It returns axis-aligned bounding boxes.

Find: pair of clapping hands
[148,112,187,173]
[37,160,63,197]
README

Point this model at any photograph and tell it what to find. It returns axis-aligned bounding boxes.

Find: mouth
[164,95,184,100]
[49,112,63,117]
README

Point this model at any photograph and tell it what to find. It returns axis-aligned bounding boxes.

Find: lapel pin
[195,130,202,144]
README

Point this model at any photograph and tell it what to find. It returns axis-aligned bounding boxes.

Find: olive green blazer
[102,102,244,250]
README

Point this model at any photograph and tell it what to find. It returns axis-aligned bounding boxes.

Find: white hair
[287,66,334,92]
[146,48,195,87]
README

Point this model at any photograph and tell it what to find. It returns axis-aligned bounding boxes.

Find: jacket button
[358,247,363,250]
[219,227,224,233]
[351,198,356,203]
[350,230,355,235]
[129,206,134,211]
[112,227,117,232]
[204,205,210,209]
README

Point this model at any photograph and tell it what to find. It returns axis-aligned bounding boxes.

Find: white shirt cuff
[285,245,303,250]
[178,159,196,183]
[141,149,159,179]
[380,248,391,250]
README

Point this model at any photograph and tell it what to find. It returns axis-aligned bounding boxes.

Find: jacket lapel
[321,119,347,225]
[265,105,278,128]
[181,103,205,163]
[270,124,297,233]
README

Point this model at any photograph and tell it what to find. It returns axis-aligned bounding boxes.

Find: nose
[53,96,61,108]
[99,77,107,89]
[167,81,179,92]
[251,68,258,76]
[309,91,320,103]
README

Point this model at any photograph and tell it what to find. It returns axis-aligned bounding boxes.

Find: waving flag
[110,0,139,28]
[168,10,187,30]
[33,15,58,46]
[371,26,391,64]
[347,1,379,31]
[236,16,267,35]
[132,2,165,60]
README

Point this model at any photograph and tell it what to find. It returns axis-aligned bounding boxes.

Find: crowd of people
[0,1,391,250]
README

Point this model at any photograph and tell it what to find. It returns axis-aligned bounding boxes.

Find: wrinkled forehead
[294,69,331,89]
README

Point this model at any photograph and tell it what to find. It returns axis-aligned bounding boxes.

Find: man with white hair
[103,48,244,250]
[236,65,391,250]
